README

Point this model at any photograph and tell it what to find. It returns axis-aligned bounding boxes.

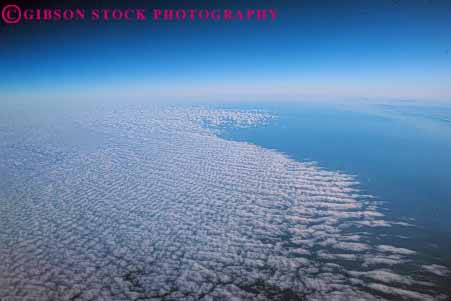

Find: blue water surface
[220,100,451,263]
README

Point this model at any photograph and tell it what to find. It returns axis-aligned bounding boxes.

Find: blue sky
[1,0,451,102]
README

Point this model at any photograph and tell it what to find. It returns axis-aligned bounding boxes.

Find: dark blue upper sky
[1,0,451,102]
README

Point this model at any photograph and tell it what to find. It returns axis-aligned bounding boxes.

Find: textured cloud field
[0,106,449,300]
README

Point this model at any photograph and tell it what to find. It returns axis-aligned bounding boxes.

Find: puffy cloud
[376,245,416,255]
[422,264,450,277]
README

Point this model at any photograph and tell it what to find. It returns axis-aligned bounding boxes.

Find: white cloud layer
[0,106,449,300]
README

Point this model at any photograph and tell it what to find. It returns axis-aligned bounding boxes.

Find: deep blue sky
[1,0,451,102]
